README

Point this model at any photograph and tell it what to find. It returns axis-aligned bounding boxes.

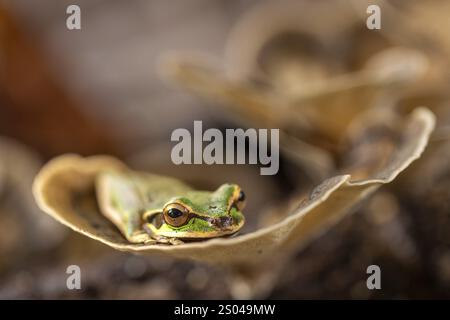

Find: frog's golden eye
[233,190,246,211]
[163,203,190,227]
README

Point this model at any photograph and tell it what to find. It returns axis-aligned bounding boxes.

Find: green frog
[96,170,246,245]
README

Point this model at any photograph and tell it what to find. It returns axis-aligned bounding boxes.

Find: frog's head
[143,184,245,240]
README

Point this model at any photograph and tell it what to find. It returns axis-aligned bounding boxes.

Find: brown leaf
[33,108,435,265]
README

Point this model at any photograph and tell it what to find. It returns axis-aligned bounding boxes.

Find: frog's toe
[143,238,157,245]
[154,235,170,244]
[129,231,153,244]
[168,238,184,245]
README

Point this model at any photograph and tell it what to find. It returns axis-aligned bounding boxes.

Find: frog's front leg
[130,230,157,244]
[142,223,184,245]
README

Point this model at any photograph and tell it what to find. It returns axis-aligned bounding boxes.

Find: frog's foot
[153,235,184,245]
[168,237,184,245]
[128,231,155,244]
[143,238,157,245]
[142,223,183,245]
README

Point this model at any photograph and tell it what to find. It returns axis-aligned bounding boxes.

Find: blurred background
[0,0,449,299]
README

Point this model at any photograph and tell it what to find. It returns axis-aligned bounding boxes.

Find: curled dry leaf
[161,48,427,139]
[32,108,434,265]
[160,46,427,179]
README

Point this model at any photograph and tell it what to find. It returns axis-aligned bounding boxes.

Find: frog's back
[96,170,193,242]
[98,170,193,208]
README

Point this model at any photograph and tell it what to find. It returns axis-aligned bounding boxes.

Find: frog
[96,170,246,245]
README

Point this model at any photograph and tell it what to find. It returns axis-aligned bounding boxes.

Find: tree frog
[96,170,246,245]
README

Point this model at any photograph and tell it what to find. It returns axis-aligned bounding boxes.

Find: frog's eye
[233,190,246,211]
[163,203,190,227]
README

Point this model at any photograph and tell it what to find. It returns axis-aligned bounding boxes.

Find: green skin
[96,171,245,245]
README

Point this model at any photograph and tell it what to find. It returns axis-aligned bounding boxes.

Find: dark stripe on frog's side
[147,209,237,231]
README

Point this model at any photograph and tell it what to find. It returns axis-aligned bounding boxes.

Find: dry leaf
[160,47,427,145]
[33,108,434,265]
